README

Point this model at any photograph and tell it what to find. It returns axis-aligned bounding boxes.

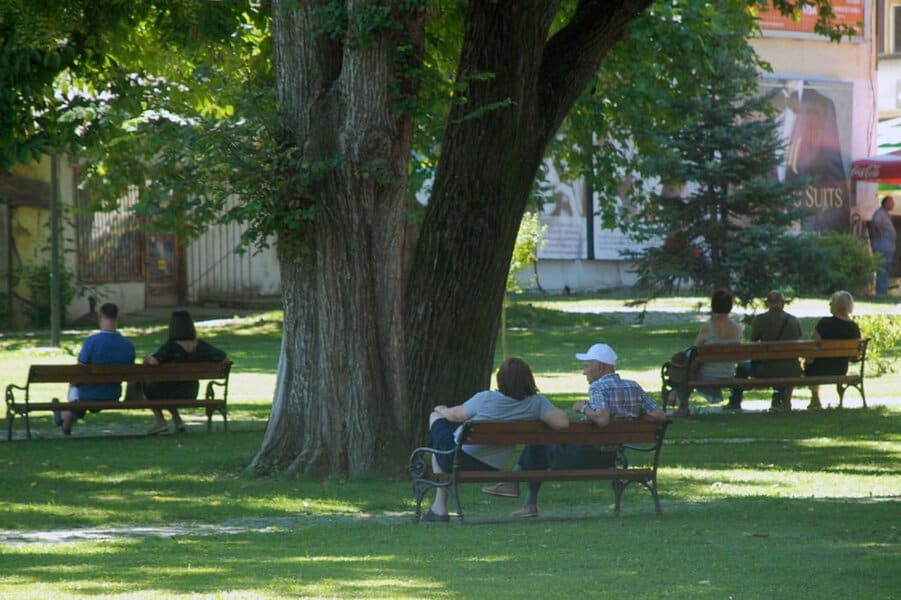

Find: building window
[895,5,901,53]
[75,186,144,283]
[881,1,901,55]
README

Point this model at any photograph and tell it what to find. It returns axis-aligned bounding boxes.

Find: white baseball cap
[575,343,618,366]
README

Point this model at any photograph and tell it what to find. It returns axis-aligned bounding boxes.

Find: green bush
[857,314,901,376]
[15,262,77,328]
[728,230,829,305]
[817,232,880,295]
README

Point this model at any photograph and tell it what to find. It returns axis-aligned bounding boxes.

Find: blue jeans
[875,247,894,295]
[429,418,495,473]
[517,444,616,499]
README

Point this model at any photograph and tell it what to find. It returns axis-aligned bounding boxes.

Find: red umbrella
[850,149,901,184]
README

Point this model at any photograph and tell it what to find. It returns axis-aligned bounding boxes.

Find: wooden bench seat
[661,339,868,409]
[5,362,231,439]
[409,419,669,523]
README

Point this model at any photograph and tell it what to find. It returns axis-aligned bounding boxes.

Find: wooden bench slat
[463,420,659,446]
[695,340,863,362]
[464,432,657,445]
[27,363,229,384]
[686,375,861,388]
[15,400,225,412]
[458,468,654,483]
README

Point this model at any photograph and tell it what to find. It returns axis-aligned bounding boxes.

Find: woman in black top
[805,291,860,410]
[144,311,228,434]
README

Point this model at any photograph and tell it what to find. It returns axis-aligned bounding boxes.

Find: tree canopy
[0,0,857,475]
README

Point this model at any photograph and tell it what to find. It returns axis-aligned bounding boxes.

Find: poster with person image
[762,78,854,233]
[536,162,586,259]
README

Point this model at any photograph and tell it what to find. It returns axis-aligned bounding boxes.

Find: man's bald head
[765,290,785,309]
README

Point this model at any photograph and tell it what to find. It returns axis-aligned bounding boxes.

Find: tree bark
[248,1,423,476]
[405,0,651,441]
[252,0,650,474]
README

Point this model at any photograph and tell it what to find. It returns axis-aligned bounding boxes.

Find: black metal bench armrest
[5,383,28,407]
[409,445,455,478]
[205,379,228,400]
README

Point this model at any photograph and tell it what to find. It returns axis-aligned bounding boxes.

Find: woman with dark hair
[422,357,569,522]
[143,310,228,435]
[674,288,742,417]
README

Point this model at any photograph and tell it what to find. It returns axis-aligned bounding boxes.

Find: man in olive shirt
[727,290,802,412]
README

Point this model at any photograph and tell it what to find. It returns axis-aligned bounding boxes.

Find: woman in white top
[675,288,742,417]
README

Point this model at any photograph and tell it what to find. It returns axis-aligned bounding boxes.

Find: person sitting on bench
[805,290,861,410]
[727,290,803,412]
[423,357,569,522]
[143,310,228,435]
[674,288,742,417]
[57,303,136,435]
[492,343,665,519]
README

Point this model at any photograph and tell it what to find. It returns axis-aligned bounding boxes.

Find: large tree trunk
[251,0,649,475]
[248,1,424,476]
[405,0,651,441]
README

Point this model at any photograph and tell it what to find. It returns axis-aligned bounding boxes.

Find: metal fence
[75,186,144,283]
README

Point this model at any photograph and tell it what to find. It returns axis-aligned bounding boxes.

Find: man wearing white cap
[486,342,665,518]
[569,343,664,426]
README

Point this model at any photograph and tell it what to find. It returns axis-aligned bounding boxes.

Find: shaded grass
[505,301,616,328]
[1,498,897,599]
[0,297,899,597]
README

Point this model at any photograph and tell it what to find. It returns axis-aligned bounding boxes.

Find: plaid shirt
[588,373,657,418]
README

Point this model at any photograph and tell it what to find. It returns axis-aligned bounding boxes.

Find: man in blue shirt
[58,303,135,435]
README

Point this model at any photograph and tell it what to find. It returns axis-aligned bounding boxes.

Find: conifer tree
[625,20,813,304]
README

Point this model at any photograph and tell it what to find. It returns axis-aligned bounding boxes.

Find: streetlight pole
[50,154,61,346]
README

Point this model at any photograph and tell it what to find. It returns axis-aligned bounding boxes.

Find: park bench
[409,418,669,523]
[661,339,869,410]
[5,362,231,440]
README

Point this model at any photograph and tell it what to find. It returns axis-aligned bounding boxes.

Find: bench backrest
[459,419,666,446]
[694,339,866,363]
[27,362,231,385]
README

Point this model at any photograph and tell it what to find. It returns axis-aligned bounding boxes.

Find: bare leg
[151,408,167,428]
[429,455,450,516]
[782,387,794,412]
[169,408,184,429]
[427,410,450,516]
[807,386,822,409]
[61,411,74,435]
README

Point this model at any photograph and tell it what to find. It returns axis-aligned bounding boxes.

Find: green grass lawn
[0,296,898,598]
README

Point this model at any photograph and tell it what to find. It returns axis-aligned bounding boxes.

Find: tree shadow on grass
[2,496,896,598]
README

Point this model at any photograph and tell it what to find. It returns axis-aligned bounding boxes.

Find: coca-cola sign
[850,164,880,181]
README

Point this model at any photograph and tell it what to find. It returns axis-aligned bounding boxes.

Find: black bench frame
[5,362,231,439]
[409,419,669,523]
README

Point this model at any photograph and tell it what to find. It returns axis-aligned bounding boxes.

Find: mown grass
[0,295,899,598]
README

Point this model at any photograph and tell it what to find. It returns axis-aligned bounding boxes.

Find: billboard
[536,163,587,259]
[762,78,854,232]
[536,163,640,261]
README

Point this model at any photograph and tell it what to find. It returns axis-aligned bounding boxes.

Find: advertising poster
[761,78,854,233]
[537,163,650,261]
[536,163,586,259]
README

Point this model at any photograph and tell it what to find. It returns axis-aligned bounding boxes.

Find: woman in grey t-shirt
[422,357,569,522]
